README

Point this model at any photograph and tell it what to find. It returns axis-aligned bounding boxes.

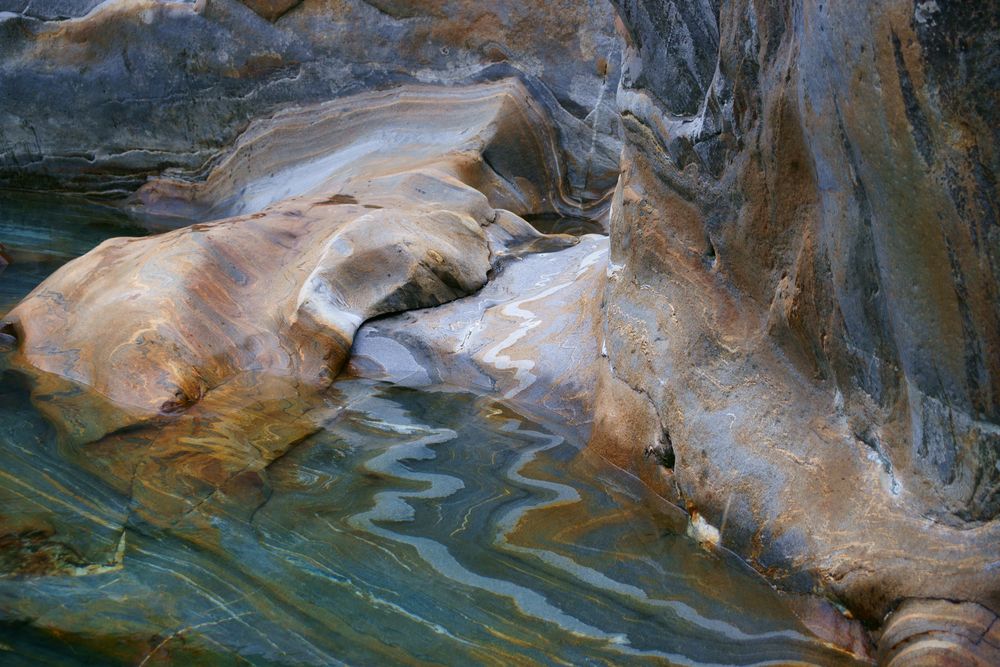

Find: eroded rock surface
[1,0,996,662]
[350,232,608,441]
[1,80,609,534]
[0,0,621,202]
[0,375,869,665]
[7,80,573,417]
[0,65,609,468]
[595,0,1000,657]
[131,81,583,222]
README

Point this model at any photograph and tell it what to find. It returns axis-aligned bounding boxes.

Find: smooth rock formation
[1,79,615,553]
[1,0,996,662]
[593,0,1000,658]
[878,599,1000,666]
[350,232,608,441]
[130,81,583,222]
[4,79,569,423]
[0,0,622,202]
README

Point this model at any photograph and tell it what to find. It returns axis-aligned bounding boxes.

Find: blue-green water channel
[0,193,862,665]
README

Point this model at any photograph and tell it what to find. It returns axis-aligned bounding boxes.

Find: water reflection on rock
[0,371,864,665]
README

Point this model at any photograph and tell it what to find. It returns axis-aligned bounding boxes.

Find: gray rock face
[0,0,104,21]
[350,231,608,443]
[614,0,719,116]
[2,0,998,659]
[0,0,622,204]
[598,0,999,650]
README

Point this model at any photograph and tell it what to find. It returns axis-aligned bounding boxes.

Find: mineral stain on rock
[0,0,997,664]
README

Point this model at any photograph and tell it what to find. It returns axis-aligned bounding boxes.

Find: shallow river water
[0,191,147,316]
[0,194,862,665]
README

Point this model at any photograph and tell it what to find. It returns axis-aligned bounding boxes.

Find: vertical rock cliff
[595,0,998,660]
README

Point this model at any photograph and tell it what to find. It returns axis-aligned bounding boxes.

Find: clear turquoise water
[0,194,861,665]
[0,190,147,316]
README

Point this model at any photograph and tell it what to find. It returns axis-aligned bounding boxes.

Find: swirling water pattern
[0,375,863,665]
[0,194,861,664]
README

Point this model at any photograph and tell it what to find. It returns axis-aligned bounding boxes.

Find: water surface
[0,190,146,315]
[0,373,864,665]
[0,195,861,665]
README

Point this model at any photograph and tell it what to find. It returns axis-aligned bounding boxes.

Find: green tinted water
[0,195,861,665]
[0,191,146,316]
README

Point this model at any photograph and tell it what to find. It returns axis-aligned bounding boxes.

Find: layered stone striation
[597,0,999,646]
[1,0,998,661]
[1,81,601,529]
[0,0,622,203]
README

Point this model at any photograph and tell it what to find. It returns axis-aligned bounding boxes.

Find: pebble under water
[0,197,862,665]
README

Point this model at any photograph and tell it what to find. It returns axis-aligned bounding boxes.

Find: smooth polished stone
[350,233,609,443]
[597,1,1000,650]
[0,0,622,202]
[2,80,586,430]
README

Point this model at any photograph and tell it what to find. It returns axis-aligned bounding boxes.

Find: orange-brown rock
[1,1,996,662]
[236,0,302,21]
[2,79,574,430]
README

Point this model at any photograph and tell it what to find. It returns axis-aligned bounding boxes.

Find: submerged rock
[0,375,869,665]
[0,79,616,558]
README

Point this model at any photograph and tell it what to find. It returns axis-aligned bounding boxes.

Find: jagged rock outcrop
[595,0,999,658]
[0,0,621,203]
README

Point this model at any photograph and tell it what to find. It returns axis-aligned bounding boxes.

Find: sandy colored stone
[2,79,573,428]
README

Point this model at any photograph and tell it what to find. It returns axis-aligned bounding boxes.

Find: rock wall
[0,0,622,204]
[596,0,999,653]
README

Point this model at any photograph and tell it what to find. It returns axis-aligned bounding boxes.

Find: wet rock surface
[0,373,870,665]
[350,232,608,442]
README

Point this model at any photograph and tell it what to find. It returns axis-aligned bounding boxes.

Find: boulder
[3,79,586,433]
